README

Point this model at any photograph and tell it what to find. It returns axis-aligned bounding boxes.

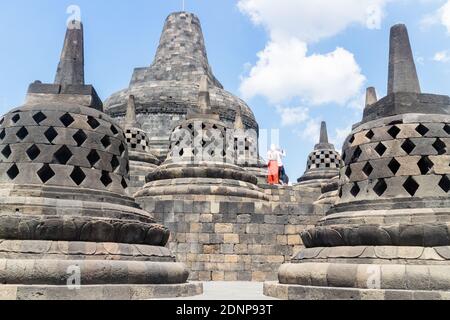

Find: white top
[267,149,285,165]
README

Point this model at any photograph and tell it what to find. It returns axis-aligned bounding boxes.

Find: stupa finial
[125,95,140,128]
[54,20,85,86]
[365,87,378,107]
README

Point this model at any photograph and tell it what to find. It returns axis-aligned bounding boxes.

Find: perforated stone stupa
[105,12,260,163]
[0,21,201,300]
[265,24,450,300]
[297,122,341,186]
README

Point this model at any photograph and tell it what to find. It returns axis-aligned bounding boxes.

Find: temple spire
[55,20,85,86]
[234,105,245,130]
[125,95,140,128]
[198,75,211,114]
[387,24,421,94]
[365,87,378,107]
[319,122,329,144]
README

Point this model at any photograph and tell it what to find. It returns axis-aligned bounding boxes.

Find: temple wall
[137,184,330,282]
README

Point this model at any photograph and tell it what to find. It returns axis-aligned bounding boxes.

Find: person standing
[276,147,287,185]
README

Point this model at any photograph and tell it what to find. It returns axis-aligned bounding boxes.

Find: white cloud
[237,0,391,107]
[238,0,389,43]
[421,0,450,33]
[276,106,310,127]
[332,125,353,151]
[434,50,450,62]
[240,38,366,105]
[297,119,322,141]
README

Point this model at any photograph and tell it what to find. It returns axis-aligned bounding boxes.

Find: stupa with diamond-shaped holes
[0,20,201,300]
[265,24,450,300]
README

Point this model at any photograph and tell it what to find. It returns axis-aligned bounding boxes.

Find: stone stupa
[105,12,260,164]
[265,24,450,300]
[297,121,341,186]
[0,20,201,300]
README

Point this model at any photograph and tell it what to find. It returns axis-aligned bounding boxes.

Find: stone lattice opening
[7,164,19,180]
[387,126,401,139]
[401,139,416,154]
[362,162,373,176]
[87,150,101,167]
[373,178,387,196]
[415,124,429,136]
[388,158,401,175]
[73,130,88,147]
[87,116,100,130]
[37,164,55,184]
[11,114,20,124]
[375,142,387,157]
[365,130,374,140]
[121,178,128,189]
[110,125,119,135]
[2,145,11,158]
[53,145,73,165]
[350,183,361,197]
[0,129,5,140]
[101,136,111,149]
[44,127,58,143]
[60,113,75,127]
[26,144,41,161]
[351,146,362,162]
[100,171,112,187]
[33,112,47,125]
[111,155,120,171]
[439,175,450,193]
[119,144,125,156]
[348,135,355,145]
[403,176,419,196]
[433,138,447,155]
[444,124,450,135]
[16,127,29,140]
[417,156,434,175]
[70,166,86,186]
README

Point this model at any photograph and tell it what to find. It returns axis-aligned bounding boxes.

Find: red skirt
[268,160,279,185]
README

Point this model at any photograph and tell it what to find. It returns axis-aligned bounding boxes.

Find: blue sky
[1,0,450,181]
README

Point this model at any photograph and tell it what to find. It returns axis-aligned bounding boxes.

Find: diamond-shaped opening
[33,112,47,125]
[44,127,58,144]
[418,156,434,175]
[53,145,73,165]
[11,114,20,123]
[26,144,41,161]
[16,127,28,140]
[351,146,362,162]
[439,175,450,193]
[70,166,86,186]
[401,139,416,155]
[119,143,125,156]
[111,155,120,171]
[121,178,128,189]
[403,176,419,196]
[433,138,447,155]
[416,124,429,136]
[0,117,4,125]
[0,129,5,140]
[110,125,119,135]
[388,126,401,139]
[87,150,100,167]
[37,164,55,184]
[7,164,19,180]
[179,149,184,157]
[375,142,387,157]
[388,158,401,175]
[349,135,355,144]
[362,162,373,176]
[87,116,100,130]
[73,130,87,147]
[350,183,360,197]
[100,171,112,187]
[60,113,75,127]
[101,136,111,149]
[2,145,11,158]
[444,124,450,135]
[373,179,388,196]
[365,130,374,140]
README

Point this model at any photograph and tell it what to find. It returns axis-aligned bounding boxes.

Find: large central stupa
[105,12,260,162]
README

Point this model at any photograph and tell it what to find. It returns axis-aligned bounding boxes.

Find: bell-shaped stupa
[0,20,201,300]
